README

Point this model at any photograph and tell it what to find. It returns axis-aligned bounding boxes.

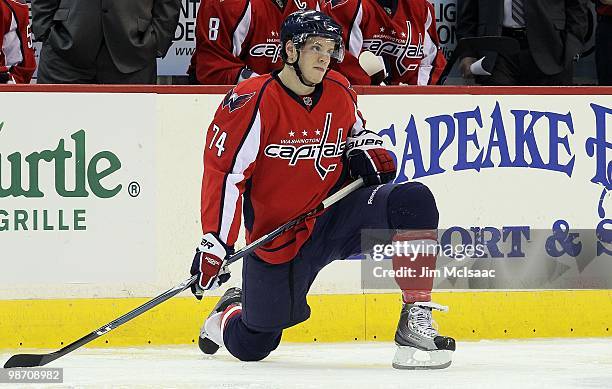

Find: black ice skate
[198,287,242,355]
[392,301,455,369]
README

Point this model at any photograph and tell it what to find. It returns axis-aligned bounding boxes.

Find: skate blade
[392,346,453,370]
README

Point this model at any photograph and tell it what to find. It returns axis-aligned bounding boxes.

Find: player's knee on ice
[387,182,439,230]
[224,317,282,362]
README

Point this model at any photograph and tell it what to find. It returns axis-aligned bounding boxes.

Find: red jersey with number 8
[193,0,321,85]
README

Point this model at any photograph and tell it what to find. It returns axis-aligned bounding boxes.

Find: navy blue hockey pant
[223,181,438,361]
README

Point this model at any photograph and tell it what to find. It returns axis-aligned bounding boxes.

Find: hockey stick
[437,36,520,85]
[3,177,364,368]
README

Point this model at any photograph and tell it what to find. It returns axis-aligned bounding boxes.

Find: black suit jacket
[32,0,181,73]
[456,0,588,75]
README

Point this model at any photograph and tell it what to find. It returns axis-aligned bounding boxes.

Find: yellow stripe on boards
[0,291,610,349]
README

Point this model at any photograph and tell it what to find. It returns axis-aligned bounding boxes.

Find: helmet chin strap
[287,51,317,88]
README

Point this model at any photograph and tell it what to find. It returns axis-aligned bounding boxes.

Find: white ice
[2,339,612,388]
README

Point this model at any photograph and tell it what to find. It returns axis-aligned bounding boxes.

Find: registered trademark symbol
[128,181,141,197]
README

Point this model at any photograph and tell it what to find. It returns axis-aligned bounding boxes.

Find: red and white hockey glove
[347,132,396,186]
[190,232,231,300]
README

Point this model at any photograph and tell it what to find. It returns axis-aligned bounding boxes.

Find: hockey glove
[190,232,231,300]
[347,146,396,186]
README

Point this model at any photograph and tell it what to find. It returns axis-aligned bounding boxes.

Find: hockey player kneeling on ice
[189,10,455,369]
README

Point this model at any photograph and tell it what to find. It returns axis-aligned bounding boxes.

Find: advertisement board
[0,88,610,299]
[0,93,157,287]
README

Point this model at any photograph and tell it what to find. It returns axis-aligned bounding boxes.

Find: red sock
[392,230,438,304]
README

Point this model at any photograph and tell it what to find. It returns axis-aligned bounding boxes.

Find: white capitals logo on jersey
[363,21,424,76]
[264,113,345,180]
[249,43,282,63]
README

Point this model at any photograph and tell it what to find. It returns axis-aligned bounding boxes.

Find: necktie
[511,0,526,26]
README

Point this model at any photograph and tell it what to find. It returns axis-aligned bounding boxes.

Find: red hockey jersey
[201,70,375,263]
[322,0,445,85]
[0,0,35,84]
[192,0,321,85]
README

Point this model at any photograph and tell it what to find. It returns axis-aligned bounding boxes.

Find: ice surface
[2,339,612,388]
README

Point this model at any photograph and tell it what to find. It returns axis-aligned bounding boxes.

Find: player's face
[298,37,337,84]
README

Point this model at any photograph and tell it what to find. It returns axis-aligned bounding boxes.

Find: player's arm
[455,0,478,71]
[564,0,589,62]
[342,85,396,185]
[194,0,257,85]
[322,0,372,85]
[191,87,261,298]
[1,1,36,84]
[200,99,259,246]
[30,0,60,42]
[456,0,477,40]
[415,1,446,85]
[151,0,181,57]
